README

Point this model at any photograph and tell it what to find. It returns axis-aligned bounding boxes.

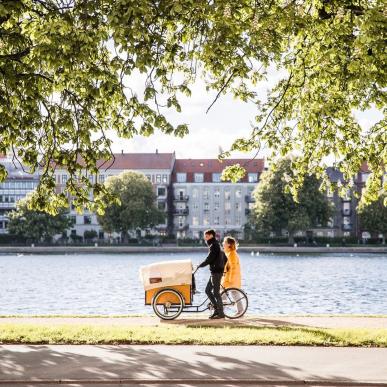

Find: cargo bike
[139,259,248,320]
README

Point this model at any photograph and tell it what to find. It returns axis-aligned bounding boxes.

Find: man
[197,229,225,319]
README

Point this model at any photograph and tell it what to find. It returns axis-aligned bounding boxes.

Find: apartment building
[0,156,40,233]
[171,158,265,239]
[53,151,176,239]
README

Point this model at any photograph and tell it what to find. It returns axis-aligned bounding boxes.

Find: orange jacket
[221,249,241,289]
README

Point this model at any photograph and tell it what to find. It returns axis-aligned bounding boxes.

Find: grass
[1,323,386,346]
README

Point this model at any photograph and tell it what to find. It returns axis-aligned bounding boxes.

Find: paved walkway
[2,315,387,329]
[1,345,387,386]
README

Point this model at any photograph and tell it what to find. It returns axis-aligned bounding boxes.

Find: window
[225,190,231,200]
[145,174,151,181]
[10,196,15,203]
[70,215,77,225]
[84,215,92,224]
[177,190,186,200]
[361,173,370,183]
[193,203,199,210]
[203,189,209,200]
[343,189,352,201]
[225,217,231,225]
[162,174,168,183]
[204,202,209,211]
[214,189,220,199]
[235,202,241,211]
[203,216,209,226]
[157,187,166,197]
[194,173,204,183]
[178,216,184,227]
[248,173,258,183]
[158,202,166,210]
[192,216,199,226]
[62,174,68,184]
[225,202,231,211]
[235,189,241,198]
[343,202,351,215]
[176,173,186,183]
[214,216,220,225]
[235,216,241,225]
[192,188,198,198]
[156,174,162,183]
[212,173,221,183]
[214,202,219,211]
[99,175,105,183]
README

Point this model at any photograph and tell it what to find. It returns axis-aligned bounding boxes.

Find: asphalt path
[1,345,387,386]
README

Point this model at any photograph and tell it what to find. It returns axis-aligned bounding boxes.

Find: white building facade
[171,159,265,239]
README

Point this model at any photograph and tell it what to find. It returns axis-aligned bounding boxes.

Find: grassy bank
[1,323,386,346]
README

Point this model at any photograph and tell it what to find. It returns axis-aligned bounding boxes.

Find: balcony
[173,195,189,202]
[245,195,255,203]
[173,208,189,215]
[342,224,353,231]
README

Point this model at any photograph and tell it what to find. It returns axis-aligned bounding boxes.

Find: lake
[0,252,386,315]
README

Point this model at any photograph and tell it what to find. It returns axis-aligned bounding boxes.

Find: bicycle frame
[164,284,233,313]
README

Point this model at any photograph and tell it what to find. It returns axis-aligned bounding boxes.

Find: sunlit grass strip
[0,324,386,346]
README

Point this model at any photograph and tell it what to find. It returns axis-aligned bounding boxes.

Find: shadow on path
[0,344,360,385]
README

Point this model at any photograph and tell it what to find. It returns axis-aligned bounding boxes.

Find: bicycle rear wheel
[221,288,248,319]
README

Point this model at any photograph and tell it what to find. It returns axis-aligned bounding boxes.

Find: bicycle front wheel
[152,288,184,320]
[221,288,248,319]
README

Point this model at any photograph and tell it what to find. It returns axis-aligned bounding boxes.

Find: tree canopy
[250,158,333,243]
[1,0,385,212]
[358,195,387,243]
[96,171,165,242]
[7,194,73,242]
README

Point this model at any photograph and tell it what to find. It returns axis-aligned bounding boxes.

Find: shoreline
[0,245,386,254]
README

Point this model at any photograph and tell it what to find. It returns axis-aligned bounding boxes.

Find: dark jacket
[198,237,225,274]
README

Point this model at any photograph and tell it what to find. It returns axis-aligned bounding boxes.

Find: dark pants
[205,273,224,315]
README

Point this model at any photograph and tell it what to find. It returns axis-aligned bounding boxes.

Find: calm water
[0,252,386,315]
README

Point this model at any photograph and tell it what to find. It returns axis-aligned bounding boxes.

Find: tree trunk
[121,230,128,244]
[288,232,295,245]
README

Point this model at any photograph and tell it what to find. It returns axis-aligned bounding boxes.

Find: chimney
[156,149,158,154]
[121,149,123,154]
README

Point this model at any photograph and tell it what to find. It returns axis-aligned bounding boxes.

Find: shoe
[211,314,225,320]
[209,311,219,319]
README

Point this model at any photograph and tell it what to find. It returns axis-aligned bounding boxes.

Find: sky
[107,71,382,161]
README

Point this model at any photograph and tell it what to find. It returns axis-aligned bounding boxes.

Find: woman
[221,236,243,314]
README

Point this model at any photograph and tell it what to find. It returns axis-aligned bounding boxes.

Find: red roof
[49,152,175,171]
[174,158,264,173]
[172,158,265,183]
[97,152,175,170]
